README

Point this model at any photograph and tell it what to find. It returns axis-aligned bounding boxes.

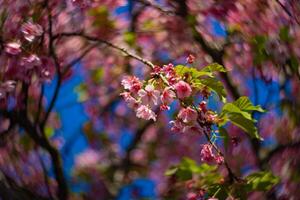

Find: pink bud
[186,54,195,64]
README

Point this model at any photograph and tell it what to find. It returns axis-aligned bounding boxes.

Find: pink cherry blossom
[75,149,100,169]
[138,84,160,105]
[5,42,21,55]
[199,101,207,113]
[169,119,185,133]
[162,63,175,78]
[39,57,55,82]
[215,155,224,165]
[161,87,176,105]
[21,54,41,69]
[21,21,43,42]
[120,92,139,109]
[186,192,198,200]
[160,104,170,111]
[121,76,142,94]
[174,80,192,99]
[178,107,198,123]
[200,144,215,163]
[150,65,162,76]
[186,54,195,64]
[136,105,156,121]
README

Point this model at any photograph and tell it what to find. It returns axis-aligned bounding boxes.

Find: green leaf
[176,169,193,181]
[201,63,226,73]
[174,65,212,78]
[45,126,55,138]
[288,56,299,72]
[74,84,89,102]
[220,97,265,140]
[200,77,227,102]
[233,96,265,113]
[227,112,260,139]
[207,184,229,200]
[222,103,253,121]
[174,64,227,102]
[252,35,268,64]
[124,31,136,46]
[279,26,291,42]
[165,157,220,182]
[91,68,104,83]
[164,166,178,176]
[246,171,280,191]
[88,6,114,29]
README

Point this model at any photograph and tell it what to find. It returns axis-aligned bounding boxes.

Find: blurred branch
[62,42,101,76]
[35,84,44,125]
[121,120,154,173]
[54,32,156,69]
[137,0,176,16]
[0,170,50,200]
[262,141,300,165]
[37,4,69,199]
[275,0,300,26]
[36,149,54,200]
[41,3,62,129]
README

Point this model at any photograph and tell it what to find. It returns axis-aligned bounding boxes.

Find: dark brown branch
[1,109,68,200]
[41,4,62,129]
[62,42,101,76]
[0,170,50,200]
[53,32,155,69]
[36,149,54,200]
[121,120,154,172]
[35,84,44,125]
[138,0,176,16]
[275,0,300,26]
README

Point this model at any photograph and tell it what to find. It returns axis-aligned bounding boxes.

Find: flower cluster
[200,144,224,165]
[3,21,54,86]
[121,63,193,122]
[121,58,223,165]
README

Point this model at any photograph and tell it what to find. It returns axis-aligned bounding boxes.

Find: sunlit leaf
[246,171,280,191]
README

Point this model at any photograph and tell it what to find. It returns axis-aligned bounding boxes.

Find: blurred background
[0,0,300,199]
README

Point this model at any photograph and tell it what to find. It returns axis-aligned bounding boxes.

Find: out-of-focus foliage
[0,0,299,200]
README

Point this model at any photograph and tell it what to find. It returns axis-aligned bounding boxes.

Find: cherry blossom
[5,42,21,55]
[161,87,176,105]
[136,105,157,121]
[121,76,142,94]
[138,84,160,106]
[21,21,43,42]
[170,119,185,133]
[174,80,192,99]
[178,107,198,123]
[200,144,215,163]
[186,54,195,64]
